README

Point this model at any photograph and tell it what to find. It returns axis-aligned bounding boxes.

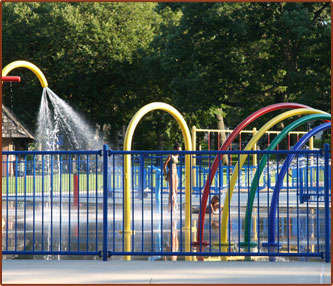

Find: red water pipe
[229,141,232,165]
[194,103,311,246]
[73,174,79,208]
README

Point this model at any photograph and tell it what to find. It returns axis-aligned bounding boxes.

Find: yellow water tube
[2,60,48,87]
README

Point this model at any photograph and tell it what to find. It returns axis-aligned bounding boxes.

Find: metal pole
[139,154,144,200]
[192,126,197,154]
[103,144,108,261]
[309,136,314,165]
[192,126,197,189]
[324,143,330,263]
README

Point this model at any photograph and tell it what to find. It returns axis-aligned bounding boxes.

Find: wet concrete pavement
[2,260,331,284]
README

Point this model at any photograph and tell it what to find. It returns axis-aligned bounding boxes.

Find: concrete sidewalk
[2,260,331,284]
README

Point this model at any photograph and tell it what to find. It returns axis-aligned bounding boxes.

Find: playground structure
[217,108,328,248]
[1,61,331,262]
[266,122,331,248]
[242,113,331,247]
[193,104,328,245]
[123,102,193,260]
[191,127,313,166]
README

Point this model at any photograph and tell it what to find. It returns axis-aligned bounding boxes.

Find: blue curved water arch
[266,122,331,246]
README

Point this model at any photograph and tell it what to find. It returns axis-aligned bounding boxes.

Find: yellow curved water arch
[123,102,192,260]
[220,108,328,247]
[2,60,48,87]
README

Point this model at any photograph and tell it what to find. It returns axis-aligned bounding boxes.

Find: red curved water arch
[195,102,311,245]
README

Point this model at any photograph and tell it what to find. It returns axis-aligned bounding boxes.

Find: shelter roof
[2,105,35,139]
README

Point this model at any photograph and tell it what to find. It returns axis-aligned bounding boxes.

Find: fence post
[324,143,330,263]
[309,136,314,165]
[138,154,144,199]
[103,144,109,261]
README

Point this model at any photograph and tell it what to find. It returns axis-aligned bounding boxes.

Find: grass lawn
[2,164,325,196]
[2,173,104,195]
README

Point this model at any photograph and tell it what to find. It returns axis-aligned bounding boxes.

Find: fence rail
[2,145,331,262]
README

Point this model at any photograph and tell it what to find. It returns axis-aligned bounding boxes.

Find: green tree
[3,2,162,147]
[151,2,330,132]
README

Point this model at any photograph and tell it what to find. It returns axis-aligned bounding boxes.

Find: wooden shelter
[2,105,35,176]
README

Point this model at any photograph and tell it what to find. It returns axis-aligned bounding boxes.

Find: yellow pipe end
[2,60,48,88]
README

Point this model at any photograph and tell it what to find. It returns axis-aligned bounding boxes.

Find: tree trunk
[102,123,111,144]
[216,108,229,165]
[156,126,164,150]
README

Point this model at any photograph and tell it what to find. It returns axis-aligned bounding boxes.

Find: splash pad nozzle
[2,60,48,87]
[2,76,21,82]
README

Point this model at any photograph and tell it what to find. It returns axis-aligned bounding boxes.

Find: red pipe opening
[2,76,21,82]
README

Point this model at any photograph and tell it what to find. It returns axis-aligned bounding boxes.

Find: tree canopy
[3,2,161,141]
[152,3,330,128]
[2,2,330,149]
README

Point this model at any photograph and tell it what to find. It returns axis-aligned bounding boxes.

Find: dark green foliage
[3,3,330,149]
[3,2,161,137]
[152,2,330,131]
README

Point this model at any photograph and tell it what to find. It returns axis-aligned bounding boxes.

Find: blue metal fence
[2,145,331,262]
[2,150,103,257]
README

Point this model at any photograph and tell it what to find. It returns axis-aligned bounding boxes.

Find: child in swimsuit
[163,144,181,211]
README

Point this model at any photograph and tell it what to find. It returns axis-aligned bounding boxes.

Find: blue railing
[2,145,331,262]
[2,150,103,257]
